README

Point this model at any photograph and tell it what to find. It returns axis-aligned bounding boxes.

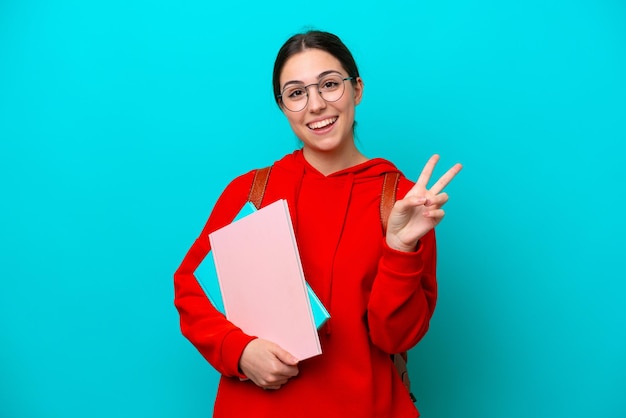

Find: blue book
[195,202,330,329]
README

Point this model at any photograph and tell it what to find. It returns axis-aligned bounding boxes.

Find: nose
[306,85,326,113]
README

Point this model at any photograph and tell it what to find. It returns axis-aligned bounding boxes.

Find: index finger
[414,154,441,190]
[429,162,463,195]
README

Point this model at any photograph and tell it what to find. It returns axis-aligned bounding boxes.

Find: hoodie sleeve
[173,171,258,377]
[366,178,438,354]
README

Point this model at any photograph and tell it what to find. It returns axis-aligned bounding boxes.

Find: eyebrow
[281,70,344,89]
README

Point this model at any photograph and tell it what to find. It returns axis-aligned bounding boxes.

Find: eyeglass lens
[281,75,349,112]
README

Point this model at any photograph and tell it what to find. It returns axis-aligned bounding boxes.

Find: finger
[424,192,448,208]
[259,373,290,387]
[269,346,299,379]
[271,346,299,367]
[422,208,445,219]
[394,195,427,212]
[413,154,440,191]
[429,163,463,195]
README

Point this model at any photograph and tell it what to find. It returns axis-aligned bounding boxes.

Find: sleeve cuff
[220,330,257,378]
[380,238,425,276]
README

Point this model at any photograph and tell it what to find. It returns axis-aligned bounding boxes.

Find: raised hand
[238,338,300,390]
[386,155,462,252]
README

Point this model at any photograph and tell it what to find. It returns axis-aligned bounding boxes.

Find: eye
[320,78,341,91]
[285,86,306,100]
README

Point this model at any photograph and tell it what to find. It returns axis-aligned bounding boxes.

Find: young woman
[174,30,462,417]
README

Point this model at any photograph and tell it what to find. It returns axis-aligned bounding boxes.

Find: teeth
[308,117,337,129]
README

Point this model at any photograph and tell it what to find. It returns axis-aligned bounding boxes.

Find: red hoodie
[174,150,437,417]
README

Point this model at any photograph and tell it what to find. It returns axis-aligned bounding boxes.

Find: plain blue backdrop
[1,0,624,417]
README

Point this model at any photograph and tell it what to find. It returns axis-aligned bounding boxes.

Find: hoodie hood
[274,149,401,179]
[270,149,402,236]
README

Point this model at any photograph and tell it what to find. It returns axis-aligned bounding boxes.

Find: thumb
[271,345,299,366]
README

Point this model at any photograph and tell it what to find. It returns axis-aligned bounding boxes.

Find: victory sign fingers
[409,154,463,198]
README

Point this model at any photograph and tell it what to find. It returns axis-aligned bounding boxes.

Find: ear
[276,97,286,112]
[353,77,364,106]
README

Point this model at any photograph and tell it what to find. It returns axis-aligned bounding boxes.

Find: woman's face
[278,48,363,158]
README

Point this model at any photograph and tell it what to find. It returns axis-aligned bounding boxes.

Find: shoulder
[221,151,298,195]
[217,151,298,209]
[219,169,257,200]
[367,158,415,200]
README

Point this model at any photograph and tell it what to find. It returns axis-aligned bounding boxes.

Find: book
[208,199,323,360]
[194,202,257,314]
[195,202,329,328]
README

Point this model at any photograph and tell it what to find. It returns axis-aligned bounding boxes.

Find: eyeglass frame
[276,76,355,112]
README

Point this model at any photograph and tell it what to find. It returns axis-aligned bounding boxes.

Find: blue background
[1,1,624,417]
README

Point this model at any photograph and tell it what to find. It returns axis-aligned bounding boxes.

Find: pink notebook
[209,199,322,361]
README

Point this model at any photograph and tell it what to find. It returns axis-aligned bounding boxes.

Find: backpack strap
[393,351,416,402]
[380,172,400,234]
[248,166,271,209]
[381,172,417,403]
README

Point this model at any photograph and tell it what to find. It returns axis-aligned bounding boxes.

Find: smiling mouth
[307,117,338,130]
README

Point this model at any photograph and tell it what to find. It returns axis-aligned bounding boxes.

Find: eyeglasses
[278,74,354,112]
